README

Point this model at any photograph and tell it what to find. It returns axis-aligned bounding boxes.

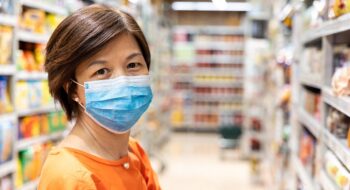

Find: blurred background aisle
[158,133,265,190]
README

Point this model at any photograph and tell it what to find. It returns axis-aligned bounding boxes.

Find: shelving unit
[289,0,350,189]
[171,24,245,131]
[0,0,71,189]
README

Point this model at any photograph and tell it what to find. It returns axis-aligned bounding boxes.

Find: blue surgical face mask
[72,75,153,134]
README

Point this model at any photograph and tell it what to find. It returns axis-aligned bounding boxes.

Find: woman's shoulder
[38,147,96,190]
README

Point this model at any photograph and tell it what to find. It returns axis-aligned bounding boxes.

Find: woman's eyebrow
[126,52,142,61]
[87,60,107,68]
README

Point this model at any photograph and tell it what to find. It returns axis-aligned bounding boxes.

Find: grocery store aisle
[158,132,266,190]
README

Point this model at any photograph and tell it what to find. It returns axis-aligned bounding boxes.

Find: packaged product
[0,76,13,114]
[0,119,14,163]
[0,26,13,65]
[20,9,46,34]
[15,81,29,110]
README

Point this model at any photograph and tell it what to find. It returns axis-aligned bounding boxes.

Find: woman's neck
[60,115,130,161]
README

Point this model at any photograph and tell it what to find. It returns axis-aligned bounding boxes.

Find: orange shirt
[38,138,161,190]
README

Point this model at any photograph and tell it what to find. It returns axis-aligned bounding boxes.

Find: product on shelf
[301,87,321,121]
[15,80,53,110]
[20,8,46,34]
[17,141,56,187]
[0,76,13,114]
[45,13,64,34]
[331,45,350,96]
[0,118,15,163]
[329,0,350,18]
[299,127,316,177]
[0,174,13,190]
[17,43,45,72]
[301,47,322,77]
[0,25,14,65]
[325,150,350,190]
[0,0,15,14]
[327,107,350,140]
[250,138,261,151]
[18,111,67,140]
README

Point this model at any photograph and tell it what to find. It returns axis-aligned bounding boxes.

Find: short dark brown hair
[45,4,151,120]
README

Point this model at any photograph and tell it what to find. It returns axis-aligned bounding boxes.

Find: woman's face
[74,32,149,105]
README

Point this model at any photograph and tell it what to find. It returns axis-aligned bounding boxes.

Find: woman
[38,4,161,190]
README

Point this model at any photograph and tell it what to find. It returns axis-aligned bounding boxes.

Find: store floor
[157,132,266,190]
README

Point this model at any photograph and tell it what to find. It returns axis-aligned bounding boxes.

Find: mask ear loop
[71,79,86,110]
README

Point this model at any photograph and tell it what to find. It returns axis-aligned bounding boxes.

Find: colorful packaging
[0,26,13,65]
[0,119,14,163]
[0,77,13,114]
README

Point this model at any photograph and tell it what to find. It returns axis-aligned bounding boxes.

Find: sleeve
[38,169,97,190]
[129,138,162,190]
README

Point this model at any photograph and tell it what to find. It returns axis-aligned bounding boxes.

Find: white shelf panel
[323,87,350,118]
[19,179,39,190]
[196,55,244,64]
[21,0,68,15]
[174,25,244,35]
[319,170,338,190]
[194,42,244,50]
[302,13,350,44]
[294,156,315,190]
[194,68,244,76]
[193,109,242,115]
[300,75,322,89]
[17,105,60,117]
[17,30,50,44]
[193,94,243,101]
[0,14,17,26]
[17,131,66,150]
[0,64,16,75]
[0,113,16,122]
[193,82,243,88]
[17,71,48,80]
[297,108,322,138]
[0,161,15,178]
[323,130,350,172]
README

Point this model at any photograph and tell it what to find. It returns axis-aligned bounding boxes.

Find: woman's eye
[127,62,140,69]
[95,68,109,76]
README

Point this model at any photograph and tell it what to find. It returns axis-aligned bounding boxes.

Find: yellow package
[15,81,29,110]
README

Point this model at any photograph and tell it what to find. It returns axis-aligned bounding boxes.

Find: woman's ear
[64,81,80,103]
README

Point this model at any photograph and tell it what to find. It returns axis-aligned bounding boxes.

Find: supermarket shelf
[196,55,244,64]
[17,131,66,150]
[19,179,39,190]
[0,64,16,75]
[0,14,17,26]
[17,105,60,117]
[294,156,316,190]
[193,82,243,88]
[194,94,243,101]
[319,170,338,190]
[300,75,322,89]
[0,113,17,122]
[0,161,15,178]
[173,126,219,133]
[194,42,244,50]
[323,87,350,118]
[297,108,322,138]
[21,0,68,15]
[302,13,350,44]
[174,25,244,35]
[193,109,243,115]
[194,68,244,76]
[17,71,48,80]
[17,30,50,44]
[323,130,350,172]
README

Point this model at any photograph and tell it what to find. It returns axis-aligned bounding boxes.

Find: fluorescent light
[171,2,252,12]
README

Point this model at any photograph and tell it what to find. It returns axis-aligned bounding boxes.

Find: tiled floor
[156,132,266,190]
